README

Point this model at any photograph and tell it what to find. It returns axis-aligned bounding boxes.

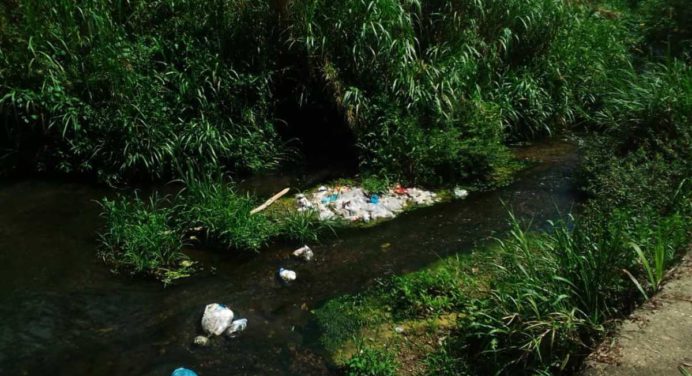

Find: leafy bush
[637,0,692,58]
[0,0,282,183]
[582,61,691,212]
[287,0,583,184]
[3,0,679,189]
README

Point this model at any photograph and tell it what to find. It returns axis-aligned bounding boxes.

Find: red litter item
[393,185,408,195]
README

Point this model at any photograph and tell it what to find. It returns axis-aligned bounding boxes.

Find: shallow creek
[0,139,580,375]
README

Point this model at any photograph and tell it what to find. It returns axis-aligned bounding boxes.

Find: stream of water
[0,139,580,375]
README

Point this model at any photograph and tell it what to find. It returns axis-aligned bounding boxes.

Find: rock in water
[201,303,234,336]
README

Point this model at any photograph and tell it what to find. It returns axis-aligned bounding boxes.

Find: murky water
[0,139,580,375]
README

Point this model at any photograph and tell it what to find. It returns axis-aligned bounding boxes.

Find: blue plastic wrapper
[172,367,198,376]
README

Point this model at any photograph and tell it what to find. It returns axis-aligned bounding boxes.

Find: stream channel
[0,138,580,375]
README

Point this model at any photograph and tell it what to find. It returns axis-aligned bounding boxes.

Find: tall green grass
[174,180,280,251]
[315,204,690,374]
[1,0,667,187]
[98,194,186,276]
[0,1,282,183]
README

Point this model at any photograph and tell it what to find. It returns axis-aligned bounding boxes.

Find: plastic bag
[278,268,297,282]
[201,303,234,336]
[171,367,198,376]
[292,245,314,261]
[226,318,248,337]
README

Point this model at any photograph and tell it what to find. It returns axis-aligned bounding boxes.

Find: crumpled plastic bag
[201,303,234,336]
[278,267,297,282]
[292,245,314,261]
[226,318,248,337]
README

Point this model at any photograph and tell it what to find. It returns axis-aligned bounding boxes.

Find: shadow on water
[0,138,580,376]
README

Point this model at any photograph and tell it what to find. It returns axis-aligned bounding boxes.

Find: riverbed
[0,138,580,375]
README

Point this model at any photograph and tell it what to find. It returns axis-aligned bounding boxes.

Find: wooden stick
[250,187,290,215]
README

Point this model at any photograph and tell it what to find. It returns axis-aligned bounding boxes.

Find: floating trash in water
[453,187,469,199]
[278,267,297,283]
[296,184,439,223]
[226,318,248,337]
[292,245,314,261]
[201,303,234,336]
[193,335,209,347]
[171,367,198,376]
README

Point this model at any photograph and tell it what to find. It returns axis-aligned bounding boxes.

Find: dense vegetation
[0,0,689,373]
[309,1,691,372]
[313,63,690,375]
[1,0,689,338]
[4,0,687,185]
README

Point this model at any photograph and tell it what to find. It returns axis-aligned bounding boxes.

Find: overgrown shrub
[288,0,577,184]
[0,1,282,183]
[2,0,677,189]
[637,0,692,59]
[582,61,691,212]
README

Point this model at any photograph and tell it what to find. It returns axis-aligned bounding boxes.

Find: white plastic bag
[201,303,234,336]
[278,268,297,282]
[225,318,248,337]
[292,245,314,261]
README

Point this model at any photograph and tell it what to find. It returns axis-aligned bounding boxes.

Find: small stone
[394,326,405,334]
[193,335,210,347]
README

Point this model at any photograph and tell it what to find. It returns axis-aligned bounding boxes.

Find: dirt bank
[583,247,692,376]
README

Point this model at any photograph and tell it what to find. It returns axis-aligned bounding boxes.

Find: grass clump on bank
[98,179,329,282]
[315,205,690,375]
[98,195,190,282]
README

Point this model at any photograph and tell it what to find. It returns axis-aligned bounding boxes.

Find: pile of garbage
[296,184,443,222]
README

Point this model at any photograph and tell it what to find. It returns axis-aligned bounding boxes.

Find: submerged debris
[278,267,297,283]
[193,335,210,347]
[199,304,248,342]
[171,367,198,376]
[201,303,234,336]
[226,318,248,337]
[296,184,440,223]
[292,245,314,261]
[454,187,469,199]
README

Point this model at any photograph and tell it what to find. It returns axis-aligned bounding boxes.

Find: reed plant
[98,194,186,275]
